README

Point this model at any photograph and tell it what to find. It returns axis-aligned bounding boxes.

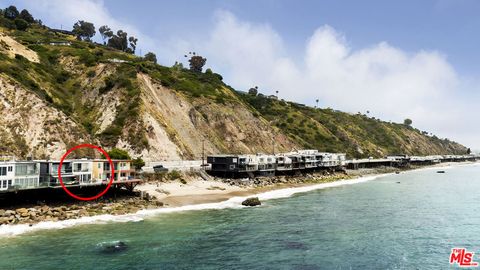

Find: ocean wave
[0,173,390,237]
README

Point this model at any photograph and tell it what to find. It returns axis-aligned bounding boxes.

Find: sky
[3,0,480,150]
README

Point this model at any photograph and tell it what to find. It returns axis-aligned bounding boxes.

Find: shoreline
[0,161,477,237]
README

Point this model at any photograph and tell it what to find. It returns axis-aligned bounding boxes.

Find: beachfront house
[257,154,276,176]
[298,150,318,169]
[287,152,304,170]
[275,154,293,172]
[92,159,134,182]
[237,155,259,176]
[316,153,346,168]
[0,161,14,192]
[39,159,93,186]
[13,161,40,189]
[206,155,242,177]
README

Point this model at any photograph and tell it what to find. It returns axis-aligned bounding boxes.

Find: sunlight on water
[1,164,479,269]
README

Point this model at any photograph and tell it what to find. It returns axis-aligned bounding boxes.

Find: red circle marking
[58,144,115,201]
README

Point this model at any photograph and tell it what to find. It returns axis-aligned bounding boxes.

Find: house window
[98,163,101,169]
[2,181,6,188]
[121,173,126,177]
[0,167,6,176]
[7,180,12,187]
[8,166,12,172]
[232,158,237,163]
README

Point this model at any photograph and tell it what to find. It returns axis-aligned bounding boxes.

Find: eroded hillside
[240,94,467,158]
[0,24,469,161]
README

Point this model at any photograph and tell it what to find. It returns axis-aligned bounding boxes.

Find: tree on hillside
[19,9,34,23]
[99,25,113,44]
[72,20,96,41]
[99,27,138,53]
[248,86,258,96]
[132,158,145,170]
[185,52,207,72]
[108,30,128,51]
[14,18,28,31]
[106,148,131,160]
[172,61,184,70]
[403,118,413,126]
[144,52,157,64]
[4,5,19,19]
[467,148,471,154]
[128,36,138,54]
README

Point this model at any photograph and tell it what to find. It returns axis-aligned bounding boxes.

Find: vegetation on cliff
[0,5,468,160]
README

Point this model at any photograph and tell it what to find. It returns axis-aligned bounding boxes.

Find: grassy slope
[239,94,467,157]
[0,21,468,158]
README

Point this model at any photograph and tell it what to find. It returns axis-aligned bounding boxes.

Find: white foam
[0,173,389,237]
[7,162,472,237]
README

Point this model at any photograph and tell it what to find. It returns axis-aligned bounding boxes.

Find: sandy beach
[136,179,253,207]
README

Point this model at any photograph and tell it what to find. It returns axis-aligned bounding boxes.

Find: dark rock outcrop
[98,241,128,254]
[242,197,261,207]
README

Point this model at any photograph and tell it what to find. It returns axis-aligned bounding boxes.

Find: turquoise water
[1,165,480,269]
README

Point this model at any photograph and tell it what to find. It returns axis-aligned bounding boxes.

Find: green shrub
[132,158,145,170]
[55,70,70,83]
[106,148,131,159]
[167,170,182,181]
[14,54,25,60]
[14,18,28,31]
[86,70,96,78]
[100,76,116,94]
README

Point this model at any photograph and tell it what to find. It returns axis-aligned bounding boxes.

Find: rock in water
[437,170,446,174]
[97,241,128,254]
[242,197,261,207]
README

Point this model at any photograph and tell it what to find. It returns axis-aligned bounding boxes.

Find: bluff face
[0,26,468,161]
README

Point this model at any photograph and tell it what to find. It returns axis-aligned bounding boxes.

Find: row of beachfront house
[207,150,346,177]
[0,159,135,192]
[207,150,479,177]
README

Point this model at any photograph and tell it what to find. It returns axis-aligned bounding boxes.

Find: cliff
[0,23,468,161]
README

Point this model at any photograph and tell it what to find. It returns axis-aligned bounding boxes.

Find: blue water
[1,165,479,269]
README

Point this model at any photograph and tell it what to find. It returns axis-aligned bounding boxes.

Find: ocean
[0,164,479,269]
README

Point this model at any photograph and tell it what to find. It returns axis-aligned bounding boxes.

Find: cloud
[10,0,156,54]
[5,2,477,149]
[189,11,478,149]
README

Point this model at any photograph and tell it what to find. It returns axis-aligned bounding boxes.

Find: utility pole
[276,90,279,99]
[202,140,205,170]
[272,136,275,155]
[315,99,319,109]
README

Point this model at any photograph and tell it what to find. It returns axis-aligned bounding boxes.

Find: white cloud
[11,0,156,54]
[6,2,478,149]
[190,11,478,149]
